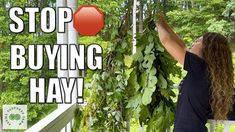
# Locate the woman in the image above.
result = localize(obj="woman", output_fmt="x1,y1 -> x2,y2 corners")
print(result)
156,13 -> 234,132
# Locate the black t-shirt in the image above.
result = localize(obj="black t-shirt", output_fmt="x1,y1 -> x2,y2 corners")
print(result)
173,51 -> 212,132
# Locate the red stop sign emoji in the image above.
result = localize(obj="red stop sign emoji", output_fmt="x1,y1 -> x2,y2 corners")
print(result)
73,6 -> 104,36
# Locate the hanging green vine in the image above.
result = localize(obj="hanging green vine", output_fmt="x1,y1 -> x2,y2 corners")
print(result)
76,1 -> 133,131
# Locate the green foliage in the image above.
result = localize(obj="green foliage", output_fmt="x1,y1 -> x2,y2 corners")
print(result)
126,15 -> 181,131
167,10 -> 214,44
167,0 -> 234,45
207,18 -> 232,36
0,0 -> 57,127
146,101 -> 175,132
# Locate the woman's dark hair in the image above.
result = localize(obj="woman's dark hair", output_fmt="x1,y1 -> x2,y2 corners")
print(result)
202,32 -> 234,120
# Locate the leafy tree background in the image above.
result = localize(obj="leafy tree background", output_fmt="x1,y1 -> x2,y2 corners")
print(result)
0,0 -> 58,129
0,0 -> 234,131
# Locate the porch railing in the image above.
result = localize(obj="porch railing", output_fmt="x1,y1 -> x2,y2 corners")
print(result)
26,103 -> 235,132
208,119 -> 235,132
26,104 -> 77,132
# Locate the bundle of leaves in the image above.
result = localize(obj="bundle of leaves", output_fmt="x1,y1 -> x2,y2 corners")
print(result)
126,17 -> 182,131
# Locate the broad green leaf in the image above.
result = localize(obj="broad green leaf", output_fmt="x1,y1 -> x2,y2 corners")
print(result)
148,75 -> 158,87
126,94 -> 142,108
133,105 -> 141,118
103,107 -> 109,111
159,88 -> 176,100
148,35 -> 154,43
158,74 -> 167,88
156,44 -> 165,52
115,111 -> 121,122
139,105 -> 151,123
101,72 -> 108,80
149,67 -> 157,75
126,68 -> 133,79
133,51 -> 144,62
148,86 -> 156,92
144,43 -> 154,54
124,55 -> 133,68
107,92 -> 113,95
142,89 -> 153,105
142,54 -> 156,69
128,70 -> 140,91
140,72 -> 147,87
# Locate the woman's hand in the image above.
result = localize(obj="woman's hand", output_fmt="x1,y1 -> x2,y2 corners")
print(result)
156,12 -> 167,28
156,12 -> 185,47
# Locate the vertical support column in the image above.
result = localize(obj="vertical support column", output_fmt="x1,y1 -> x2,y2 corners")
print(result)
209,121 -> 215,132
224,122 -> 230,132
132,0 -> 137,55
139,124 -> 144,132
166,128 -> 170,132
67,0 -> 78,104
127,0 -> 138,131
57,0 -> 68,109
0,115 -> 3,132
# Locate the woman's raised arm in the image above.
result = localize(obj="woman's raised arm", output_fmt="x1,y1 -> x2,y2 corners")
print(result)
156,13 -> 187,65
